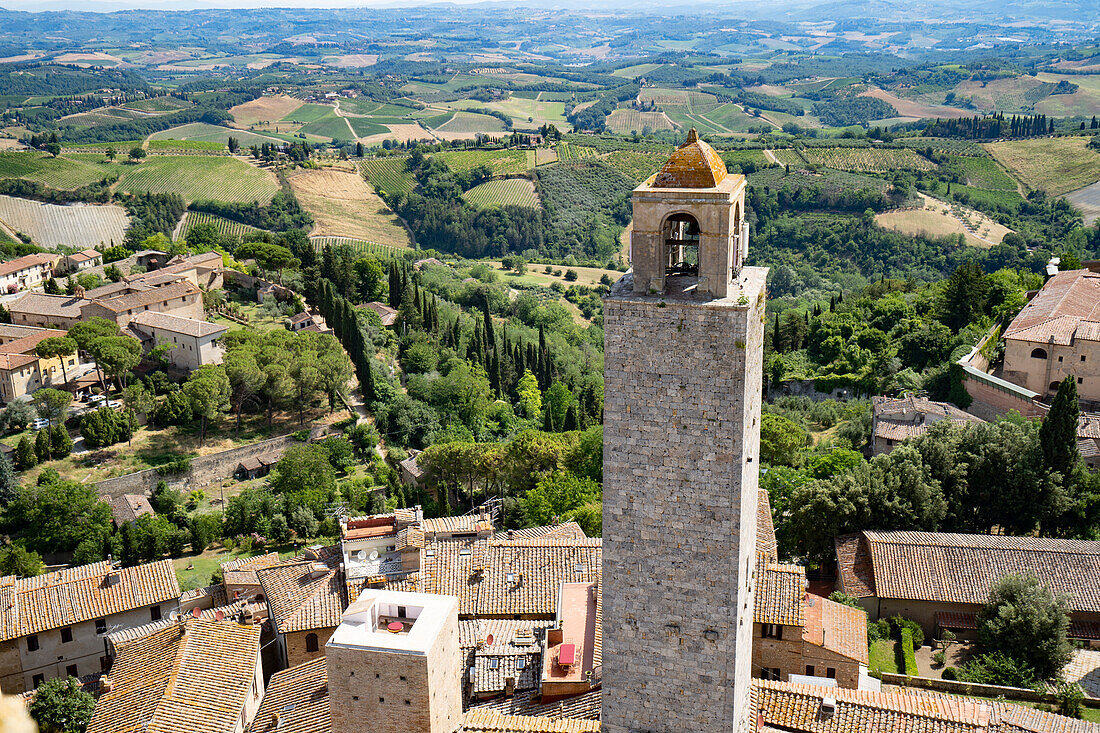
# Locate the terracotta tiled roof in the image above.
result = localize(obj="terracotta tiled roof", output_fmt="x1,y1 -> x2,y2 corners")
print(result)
802,593 -> 868,665
355,536 -> 601,618
834,533 -> 876,599
85,281 -> 147,300
257,548 -> 345,633
753,678 -> 990,733
247,657 -> 330,733
359,301 -> 398,326
651,128 -> 728,189
1079,413 -> 1100,439
987,700 -> 1100,732
754,561 -> 805,627
9,292 -> 89,319
873,395 -> 978,421
0,253 -> 59,278
130,310 -> 227,338
94,280 -> 199,313
222,551 -> 283,589
1005,270 -> 1100,346
69,249 -> 100,262
758,487 -> 777,560
493,523 -> 587,542
0,327 -> 67,355
459,619 -> 552,650
835,531 -> 1100,612
469,689 -> 601,719
422,513 -> 493,537
87,618 -> 260,733
0,560 -> 179,641
461,710 -> 600,733
107,493 -> 154,524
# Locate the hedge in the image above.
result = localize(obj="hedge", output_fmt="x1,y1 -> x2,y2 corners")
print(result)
901,628 -> 919,677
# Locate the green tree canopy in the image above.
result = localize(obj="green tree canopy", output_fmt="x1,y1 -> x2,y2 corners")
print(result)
28,676 -> 95,733
977,573 -> 1073,680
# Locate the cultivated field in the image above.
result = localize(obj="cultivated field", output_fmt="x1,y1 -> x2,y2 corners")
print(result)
875,193 -> 1012,249
435,149 -> 532,175
859,88 -> 972,120
310,236 -> 404,256
149,123 -> 281,147
605,109 -> 675,134
433,111 -> 508,137
0,152 -> 121,190
985,136 -> 1100,196
798,146 -> 937,173
556,142 -> 598,161
287,166 -> 411,248
231,95 -> 306,127
603,150 -> 666,182
0,196 -> 129,249
1066,180 -> 1100,225
116,156 -> 280,203
462,178 -> 539,209
359,156 -> 416,198
178,211 -> 266,242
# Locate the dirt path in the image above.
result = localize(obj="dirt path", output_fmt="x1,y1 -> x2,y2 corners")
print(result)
763,149 -> 779,165
172,211 -> 190,241
332,99 -> 360,142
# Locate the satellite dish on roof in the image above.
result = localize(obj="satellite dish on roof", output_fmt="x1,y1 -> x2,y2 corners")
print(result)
169,611 -> 179,622
485,633 -> 494,646
357,550 -> 367,561
191,607 -> 201,619
215,610 -> 225,621
369,550 -> 379,561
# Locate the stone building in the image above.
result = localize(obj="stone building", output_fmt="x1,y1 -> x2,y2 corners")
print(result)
0,559 -> 180,692
835,530 -> 1100,643
256,545 -> 345,668
602,129 -> 766,733
1002,268 -> 1100,402
870,395 -> 984,455
127,310 -> 228,371
326,589 -> 462,733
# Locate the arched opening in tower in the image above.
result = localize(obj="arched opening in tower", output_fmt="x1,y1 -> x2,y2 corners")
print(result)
664,213 -> 700,279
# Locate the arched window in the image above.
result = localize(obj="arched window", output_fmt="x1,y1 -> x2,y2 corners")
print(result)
664,214 -> 700,278
1049,382 -> 1061,392
306,633 -> 319,652
1031,348 -> 1048,359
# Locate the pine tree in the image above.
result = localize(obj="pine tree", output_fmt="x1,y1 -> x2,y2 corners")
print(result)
50,425 -> 72,458
1040,375 -> 1080,478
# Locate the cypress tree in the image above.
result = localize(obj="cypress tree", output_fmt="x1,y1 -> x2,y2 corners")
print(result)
483,304 -> 495,351
14,435 -> 35,471
564,403 -> 579,431
0,452 -> 17,507
35,429 -> 50,462
362,358 -> 376,404
1040,375 -> 1080,478
772,313 -> 781,352
543,406 -> 555,432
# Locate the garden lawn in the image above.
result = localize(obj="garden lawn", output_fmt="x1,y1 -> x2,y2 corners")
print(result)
869,638 -> 902,676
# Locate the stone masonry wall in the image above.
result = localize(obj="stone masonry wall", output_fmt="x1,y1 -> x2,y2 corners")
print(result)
95,434 -> 300,499
601,267 -> 767,733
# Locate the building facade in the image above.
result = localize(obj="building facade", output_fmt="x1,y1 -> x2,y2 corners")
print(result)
326,590 -> 462,733
128,310 -> 227,370
0,560 -> 180,693
602,129 -> 766,733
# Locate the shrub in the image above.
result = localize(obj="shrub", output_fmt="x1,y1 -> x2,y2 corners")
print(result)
958,651 -> 1040,689
901,628 -> 918,676
889,616 -> 925,649
156,456 -> 192,475
942,666 -> 958,680
932,650 -> 946,667
868,618 -> 890,643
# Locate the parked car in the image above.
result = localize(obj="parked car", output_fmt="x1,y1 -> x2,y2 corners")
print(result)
30,417 -> 49,430
87,394 -> 107,406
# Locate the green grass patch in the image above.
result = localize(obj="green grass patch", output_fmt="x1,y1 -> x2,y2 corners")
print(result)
116,155 -> 279,203
347,117 -> 388,138
869,638 -> 902,676
434,149 -> 530,175
281,103 -> 333,124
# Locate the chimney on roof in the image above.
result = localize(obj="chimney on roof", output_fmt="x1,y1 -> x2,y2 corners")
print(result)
309,562 -> 328,578
820,696 -> 836,715
99,676 -> 112,694
74,284 -> 85,298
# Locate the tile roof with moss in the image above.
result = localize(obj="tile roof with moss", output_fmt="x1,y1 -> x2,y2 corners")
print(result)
650,128 -> 729,189
0,560 -> 179,641
256,546 -> 345,633
461,710 -> 601,733
834,531 -> 1100,612
86,618 -> 261,733
247,657 -> 330,733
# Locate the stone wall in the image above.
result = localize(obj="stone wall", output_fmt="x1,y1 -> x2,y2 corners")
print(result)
286,627 -> 335,669
95,434 -> 300,499
602,267 -> 767,733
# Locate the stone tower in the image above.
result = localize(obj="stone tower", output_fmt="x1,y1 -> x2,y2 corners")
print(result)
602,129 -> 767,733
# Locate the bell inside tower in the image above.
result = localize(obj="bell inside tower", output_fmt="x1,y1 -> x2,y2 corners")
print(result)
664,213 -> 700,279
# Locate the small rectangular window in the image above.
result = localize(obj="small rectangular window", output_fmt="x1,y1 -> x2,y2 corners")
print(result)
95,618 -> 106,634
27,635 -> 38,652
1082,355 -> 1087,362
66,664 -> 77,678
32,674 -> 44,687
489,658 -> 500,670
805,665 -> 815,676
516,657 -> 526,670
826,668 -> 836,679
60,627 -> 72,643
151,606 -> 162,621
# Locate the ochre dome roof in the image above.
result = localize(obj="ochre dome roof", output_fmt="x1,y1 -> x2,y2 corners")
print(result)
652,128 -> 728,189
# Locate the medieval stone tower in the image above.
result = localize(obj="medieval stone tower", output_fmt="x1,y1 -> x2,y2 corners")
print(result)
602,129 -> 767,733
